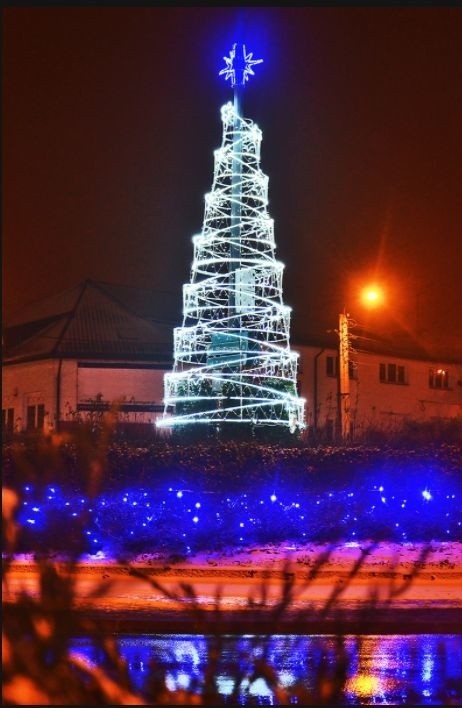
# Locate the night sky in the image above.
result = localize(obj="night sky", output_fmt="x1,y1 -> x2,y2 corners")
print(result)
3,6 -> 462,350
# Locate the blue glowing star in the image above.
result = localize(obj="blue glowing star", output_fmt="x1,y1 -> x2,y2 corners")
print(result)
219,43 -> 263,87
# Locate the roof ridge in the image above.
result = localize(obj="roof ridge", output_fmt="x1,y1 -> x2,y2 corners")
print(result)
4,315 -> 68,355
94,279 -> 176,298
93,281 -> 177,327
4,280 -> 87,327
53,281 -> 89,355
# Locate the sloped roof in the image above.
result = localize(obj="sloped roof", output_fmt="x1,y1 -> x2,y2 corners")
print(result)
3,280 -> 460,366
3,280 -> 178,364
5,283 -> 84,328
295,328 -> 462,365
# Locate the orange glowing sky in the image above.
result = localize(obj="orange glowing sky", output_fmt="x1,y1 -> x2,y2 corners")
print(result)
3,7 -> 462,350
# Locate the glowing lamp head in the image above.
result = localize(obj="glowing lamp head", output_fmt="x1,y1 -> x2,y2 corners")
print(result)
361,285 -> 385,309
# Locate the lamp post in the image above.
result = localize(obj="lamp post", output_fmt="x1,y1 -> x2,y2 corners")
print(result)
337,285 -> 385,442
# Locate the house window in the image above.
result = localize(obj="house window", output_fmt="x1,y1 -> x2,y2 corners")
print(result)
326,356 -> 337,377
2,408 -> 14,434
348,360 -> 358,381
327,356 -> 357,379
325,419 -> 334,442
379,362 -> 407,385
26,404 -> 45,430
429,368 -> 449,389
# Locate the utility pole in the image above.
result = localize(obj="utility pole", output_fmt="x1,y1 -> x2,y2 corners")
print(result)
338,310 -> 350,442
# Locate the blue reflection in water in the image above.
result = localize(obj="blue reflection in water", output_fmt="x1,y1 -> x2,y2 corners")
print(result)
72,634 -> 462,705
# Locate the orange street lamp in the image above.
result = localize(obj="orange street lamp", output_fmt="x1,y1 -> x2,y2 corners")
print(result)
338,285 -> 386,442
360,285 -> 384,309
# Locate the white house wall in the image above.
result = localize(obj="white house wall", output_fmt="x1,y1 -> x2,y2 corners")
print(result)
2,359 -> 64,432
3,348 -> 461,435
295,344 -> 462,438
352,350 -> 462,431
76,364 -> 164,425
2,359 -> 166,431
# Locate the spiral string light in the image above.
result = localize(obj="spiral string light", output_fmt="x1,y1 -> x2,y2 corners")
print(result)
158,45 -> 305,432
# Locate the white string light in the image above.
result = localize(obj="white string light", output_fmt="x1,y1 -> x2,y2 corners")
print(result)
158,101 -> 305,433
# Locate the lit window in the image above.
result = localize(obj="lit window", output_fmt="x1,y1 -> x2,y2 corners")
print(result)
429,368 -> 449,389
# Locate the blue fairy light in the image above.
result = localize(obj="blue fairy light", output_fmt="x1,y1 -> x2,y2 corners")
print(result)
15,458 -> 461,555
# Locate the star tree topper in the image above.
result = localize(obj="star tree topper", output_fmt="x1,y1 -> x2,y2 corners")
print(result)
219,43 -> 263,87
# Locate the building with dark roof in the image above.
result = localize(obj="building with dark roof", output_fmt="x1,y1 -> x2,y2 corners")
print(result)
2,280 -> 461,439
2,280 -> 176,436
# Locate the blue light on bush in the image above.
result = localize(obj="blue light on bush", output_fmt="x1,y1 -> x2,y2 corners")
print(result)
12,457 -> 462,556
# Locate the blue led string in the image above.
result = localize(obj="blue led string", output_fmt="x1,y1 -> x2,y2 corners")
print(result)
16,462 -> 462,556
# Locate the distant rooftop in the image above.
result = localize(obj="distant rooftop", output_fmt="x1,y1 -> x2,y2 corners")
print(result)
3,280 -> 180,364
3,279 -> 460,366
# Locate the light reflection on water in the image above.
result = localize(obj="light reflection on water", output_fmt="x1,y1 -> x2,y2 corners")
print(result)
72,634 -> 462,705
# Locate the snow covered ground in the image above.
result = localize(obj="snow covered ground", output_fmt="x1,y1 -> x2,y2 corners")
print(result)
6,540 -> 462,615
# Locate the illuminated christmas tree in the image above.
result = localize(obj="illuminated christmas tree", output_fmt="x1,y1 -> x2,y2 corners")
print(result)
158,44 -> 305,436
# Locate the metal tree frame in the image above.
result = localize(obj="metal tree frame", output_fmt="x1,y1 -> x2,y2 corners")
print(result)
158,45 -> 305,434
